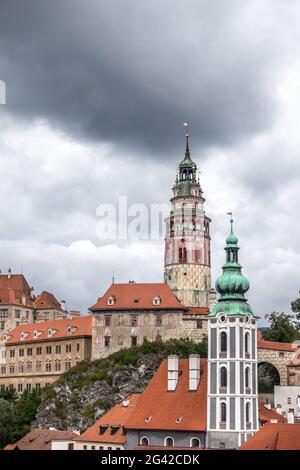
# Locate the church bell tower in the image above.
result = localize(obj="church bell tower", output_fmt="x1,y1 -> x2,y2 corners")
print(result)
164,125 -> 212,308
207,216 -> 259,449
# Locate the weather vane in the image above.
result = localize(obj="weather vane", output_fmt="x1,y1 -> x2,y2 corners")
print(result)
227,212 -> 234,231
182,122 -> 189,153
182,121 -> 189,137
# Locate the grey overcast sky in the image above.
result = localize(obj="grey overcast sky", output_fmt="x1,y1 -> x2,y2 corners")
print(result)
0,0 -> 300,323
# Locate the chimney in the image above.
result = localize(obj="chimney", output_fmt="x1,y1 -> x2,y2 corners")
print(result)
21,295 -> 26,306
276,404 -> 283,415
167,355 -> 179,391
287,408 -> 294,424
264,402 -> 272,410
189,354 -> 201,391
60,300 -> 66,311
8,268 -> 11,279
30,287 -> 35,299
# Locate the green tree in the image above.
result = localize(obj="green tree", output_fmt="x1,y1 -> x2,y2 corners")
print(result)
13,389 -> 41,441
263,311 -> 299,343
0,398 -> 15,449
291,296 -> 300,327
0,387 -> 17,402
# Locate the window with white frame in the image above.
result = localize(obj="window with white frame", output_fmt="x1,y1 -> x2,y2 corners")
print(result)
190,437 -> 201,448
107,296 -> 116,306
245,367 -> 250,389
220,331 -> 227,353
140,436 -> 149,446
220,366 -> 227,387
245,332 -> 250,355
245,402 -> 251,423
164,436 -> 174,447
220,402 -> 227,422
152,295 -> 161,306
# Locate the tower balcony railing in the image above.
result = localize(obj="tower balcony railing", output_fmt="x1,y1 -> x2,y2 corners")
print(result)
168,229 -> 203,237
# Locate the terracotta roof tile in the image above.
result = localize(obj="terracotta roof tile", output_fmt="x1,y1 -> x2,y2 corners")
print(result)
2,315 -> 92,345
136,446 -> 207,450
34,291 -> 63,310
4,428 -> 77,451
258,402 -> 287,424
239,423 -> 300,450
0,274 -> 31,294
258,340 -> 297,352
126,358 -> 207,432
90,283 -> 186,311
75,394 -> 140,444
184,307 -> 210,316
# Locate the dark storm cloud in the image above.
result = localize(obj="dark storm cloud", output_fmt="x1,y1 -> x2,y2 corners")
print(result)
0,0 -> 285,155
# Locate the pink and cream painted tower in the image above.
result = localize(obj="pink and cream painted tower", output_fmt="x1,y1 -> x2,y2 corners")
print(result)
164,126 -> 212,308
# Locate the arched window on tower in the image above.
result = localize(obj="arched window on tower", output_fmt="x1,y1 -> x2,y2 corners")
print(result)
220,367 -> 227,388
220,402 -> 227,423
245,332 -> 250,357
220,332 -> 227,353
183,247 -> 187,263
245,402 -> 251,423
245,367 -> 250,389
179,247 -> 187,264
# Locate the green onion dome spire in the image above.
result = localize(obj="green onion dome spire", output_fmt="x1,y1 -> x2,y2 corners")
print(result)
210,214 -> 253,317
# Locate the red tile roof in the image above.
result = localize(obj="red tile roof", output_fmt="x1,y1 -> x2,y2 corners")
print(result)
90,283 -> 186,311
0,287 -> 35,308
136,446 -> 207,450
239,423 -> 300,450
2,315 -> 92,345
75,394 -> 140,444
0,274 -> 31,294
258,340 -> 297,352
126,358 -> 207,432
4,428 -> 77,451
258,402 -> 287,424
184,307 -> 210,316
34,291 -> 63,310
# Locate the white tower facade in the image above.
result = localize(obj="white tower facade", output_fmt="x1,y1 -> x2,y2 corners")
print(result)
207,218 -> 259,449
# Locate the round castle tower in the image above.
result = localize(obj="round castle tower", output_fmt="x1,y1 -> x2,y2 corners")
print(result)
164,129 -> 212,308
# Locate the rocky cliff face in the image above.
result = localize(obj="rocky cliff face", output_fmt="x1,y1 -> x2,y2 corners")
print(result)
34,338 -> 207,432
34,350 -> 164,432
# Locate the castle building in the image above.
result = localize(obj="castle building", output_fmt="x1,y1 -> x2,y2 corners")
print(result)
0,272 -> 68,332
0,316 -> 92,392
164,130 -> 213,308
90,283 -> 209,360
207,217 -> 259,449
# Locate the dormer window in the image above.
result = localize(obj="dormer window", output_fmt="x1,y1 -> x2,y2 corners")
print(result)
48,328 -> 52,336
20,332 -> 28,341
152,295 -> 161,306
145,416 -> 152,422
107,296 -> 116,306
99,425 -> 109,435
